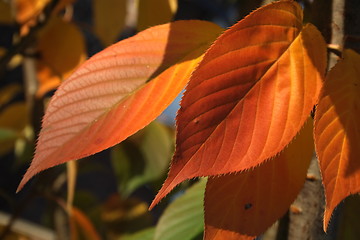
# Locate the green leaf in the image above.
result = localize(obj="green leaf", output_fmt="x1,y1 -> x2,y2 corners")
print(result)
112,121 -> 173,195
154,179 -> 206,240
0,103 -> 28,155
0,128 -> 18,141
121,227 -> 155,240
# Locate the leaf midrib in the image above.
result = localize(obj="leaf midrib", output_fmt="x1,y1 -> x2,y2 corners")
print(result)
39,35 -> 219,163
172,25 -> 303,183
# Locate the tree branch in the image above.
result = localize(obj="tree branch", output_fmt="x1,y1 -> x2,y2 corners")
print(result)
0,0 -> 60,79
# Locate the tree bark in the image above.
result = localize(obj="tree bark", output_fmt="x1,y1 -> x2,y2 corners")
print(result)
344,0 -> 360,53
286,0 -> 348,239
287,157 -> 329,240
329,0 -> 345,68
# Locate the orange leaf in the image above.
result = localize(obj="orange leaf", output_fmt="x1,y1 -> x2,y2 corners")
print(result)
204,119 -> 314,240
70,207 -> 101,240
17,21 -> 223,191
314,49 -> 360,230
36,64 -> 63,97
16,0 -> 77,35
150,0 -> 326,208
15,0 -> 75,24
36,16 -> 86,97
15,0 -> 49,24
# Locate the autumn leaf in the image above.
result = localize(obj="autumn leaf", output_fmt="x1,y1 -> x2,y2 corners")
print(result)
0,103 -> 28,155
0,48 -> 23,69
15,0 -> 75,24
137,0 -> 177,31
93,0 -> 126,46
151,0 -> 326,208
204,119 -> 314,240
16,0 -> 76,35
0,1 -> 13,24
0,84 -> 22,107
15,0 -> 49,24
36,16 -> 86,97
69,207 -> 102,240
17,20 -> 223,191
314,49 -> 360,230
101,194 -> 152,233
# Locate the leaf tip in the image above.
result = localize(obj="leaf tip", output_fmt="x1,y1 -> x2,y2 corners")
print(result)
149,169 -> 185,210
16,173 -> 29,193
16,163 -> 38,193
323,209 -> 331,232
149,179 -> 173,210
324,204 -> 340,233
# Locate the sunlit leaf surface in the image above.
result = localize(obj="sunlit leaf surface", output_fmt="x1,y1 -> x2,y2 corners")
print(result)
204,119 -> 314,239
18,20 -> 223,191
315,49 -> 360,230
151,0 -> 326,208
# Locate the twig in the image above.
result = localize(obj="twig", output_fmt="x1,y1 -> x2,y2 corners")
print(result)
0,188 -> 37,239
0,0 -> 60,79
327,44 -> 343,58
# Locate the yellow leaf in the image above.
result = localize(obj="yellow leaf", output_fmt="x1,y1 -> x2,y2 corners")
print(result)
0,84 -> 22,107
137,0 -> 177,31
15,0 -> 74,24
93,0 -> 127,46
0,0 -> 13,24
36,16 -> 86,97
101,194 -> 152,234
0,48 -> 23,69
0,103 -> 28,155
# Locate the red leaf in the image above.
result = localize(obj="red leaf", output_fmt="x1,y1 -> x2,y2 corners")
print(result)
204,119 -> 314,239
314,49 -> 360,230
17,20 -> 223,191
151,1 -> 326,208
